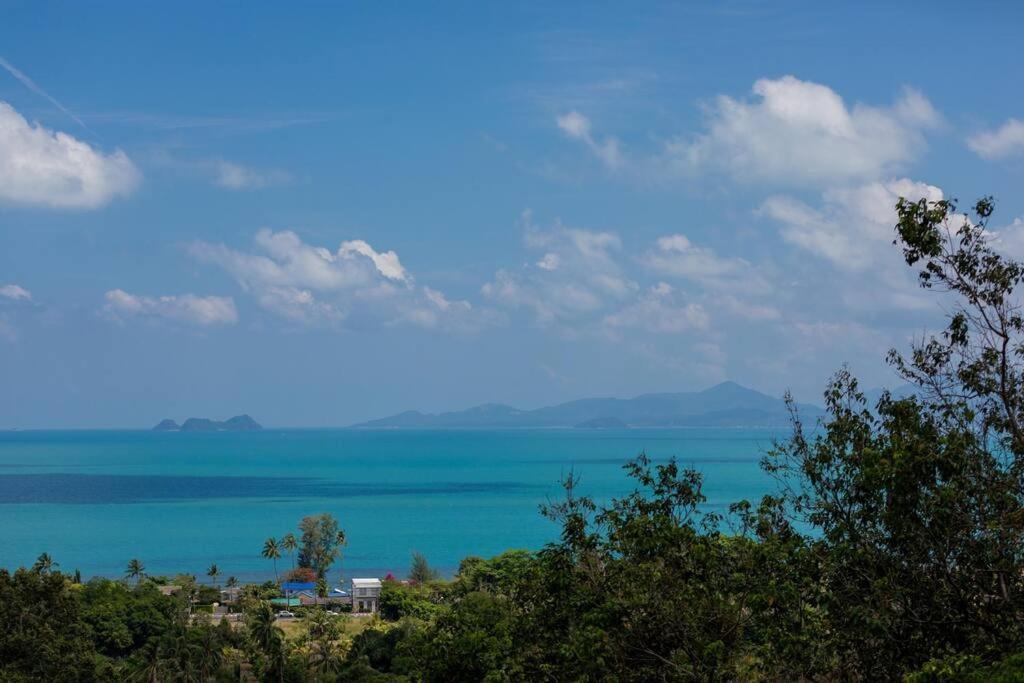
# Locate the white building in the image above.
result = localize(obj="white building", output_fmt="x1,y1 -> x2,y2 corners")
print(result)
351,578 -> 382,613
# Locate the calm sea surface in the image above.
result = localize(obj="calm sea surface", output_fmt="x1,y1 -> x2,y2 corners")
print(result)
0,429 -> 783,581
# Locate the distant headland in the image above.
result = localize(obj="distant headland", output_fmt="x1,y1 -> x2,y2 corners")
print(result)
152,415 -> 262,432
349,381 -> 827,429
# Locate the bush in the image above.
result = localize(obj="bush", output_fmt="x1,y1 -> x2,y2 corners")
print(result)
379,580 -> 444,621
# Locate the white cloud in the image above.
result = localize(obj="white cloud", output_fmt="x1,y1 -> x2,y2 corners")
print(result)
762,178 -> 943,270
482,212 -> 636,324
669,76 -> 939,186
0,284 -> 31,302
0,101 -> 140,208
602,283 -> 709,334
213,160 -> 291,190
103,290 -> 238,326
990,217 -> 1024,260
644,234 -> 765,291
338,240 -> 409,282
484,213 -> 784,338
191,229 -> 386,292
556,111 -> 590,138
556,110 -> 623,170
191,229 -> 482,332
967,118 -> 1024,160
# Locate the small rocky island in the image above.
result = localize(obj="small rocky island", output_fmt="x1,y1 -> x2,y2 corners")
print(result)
152,415 -> 262,432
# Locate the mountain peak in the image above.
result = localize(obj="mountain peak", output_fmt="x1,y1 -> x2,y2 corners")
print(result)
350,383 -> 821,429
702,380 -> 761,396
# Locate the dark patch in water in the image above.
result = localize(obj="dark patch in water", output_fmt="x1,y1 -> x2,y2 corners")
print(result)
0,474 -> 535,504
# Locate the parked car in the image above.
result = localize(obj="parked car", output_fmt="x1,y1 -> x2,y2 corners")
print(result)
277,610 -> 295,619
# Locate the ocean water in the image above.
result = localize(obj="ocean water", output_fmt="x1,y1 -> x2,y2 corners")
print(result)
0,428 -> 783,582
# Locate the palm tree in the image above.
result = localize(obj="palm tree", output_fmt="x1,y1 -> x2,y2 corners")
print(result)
125,558 -> 146,586
196,623 -> 223,680
226,576 -> 238,589
32,552 -> 57,575
304,609 -> 342,675
207,563 -> 220,589
137,640 -> 164,683
280,533 -> 297,571
247,601 -> 284,682
262,537 -> 281,583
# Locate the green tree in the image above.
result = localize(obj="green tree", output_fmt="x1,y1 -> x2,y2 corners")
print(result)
413,591 -> 516,681
408,551 -> 439,584
280,532 -> 298,572
246,600 -> 285,683
262,537 -> 281,584
302,608 -> 344,676
206,563 -> 220,589
0,568 -> 98,680
379,580 -> 443,621
761,196 -> 1024,677
226,575 -> 238,589
31,552 -> 57,575
297,513 -> 346,580
124,558 -> 145,586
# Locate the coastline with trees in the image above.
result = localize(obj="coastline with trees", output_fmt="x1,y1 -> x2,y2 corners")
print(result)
3,197 -> 1024,679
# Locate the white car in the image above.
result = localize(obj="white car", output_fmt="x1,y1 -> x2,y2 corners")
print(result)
277,610 -> 295,618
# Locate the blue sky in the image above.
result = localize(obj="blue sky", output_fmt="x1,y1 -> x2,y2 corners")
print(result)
2,1 -> 1023,428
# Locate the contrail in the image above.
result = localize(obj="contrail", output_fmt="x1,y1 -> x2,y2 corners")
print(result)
0,55 -> 91,132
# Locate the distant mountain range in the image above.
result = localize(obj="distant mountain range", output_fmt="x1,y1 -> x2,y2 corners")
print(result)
153,415 -> 262,432
349,381 -> 825,429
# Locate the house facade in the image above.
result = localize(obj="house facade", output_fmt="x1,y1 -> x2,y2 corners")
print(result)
351,578 -> 382,613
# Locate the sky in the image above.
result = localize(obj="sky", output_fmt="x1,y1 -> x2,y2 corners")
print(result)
2,1 -> 1023,428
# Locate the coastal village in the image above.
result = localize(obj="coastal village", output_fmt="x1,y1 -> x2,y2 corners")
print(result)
141,512 -> 428,631
156,575 -> 382,622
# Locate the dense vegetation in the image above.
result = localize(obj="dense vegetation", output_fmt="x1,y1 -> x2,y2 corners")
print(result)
3,196 -> 1024,680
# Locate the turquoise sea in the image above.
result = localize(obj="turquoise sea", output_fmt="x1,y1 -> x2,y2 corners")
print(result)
0,429 -> 782,582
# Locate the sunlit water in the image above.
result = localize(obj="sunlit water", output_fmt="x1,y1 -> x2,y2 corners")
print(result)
0,428 -> 783,582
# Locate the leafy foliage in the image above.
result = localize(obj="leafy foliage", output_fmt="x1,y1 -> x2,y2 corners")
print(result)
407,552 -> 439,584
297,513 -> 347,580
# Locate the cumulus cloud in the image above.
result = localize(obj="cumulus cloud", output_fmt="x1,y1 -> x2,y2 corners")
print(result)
556,110 -> 623,170
482,212 -> 636,324
668,76 -> 939,186
338,240 -> 409,282
967,118 -> 1024,160
0,101 -> 140,208
0,284 -> 32,302
762,178 -> 943,270
191,229 -> 395,292
481,213 -> 756,343
103,290 -> 238,326
602,283 -> 709,334
757,178 -> 947,314
191,229 -> 483,332
990,217 -> 1024,260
